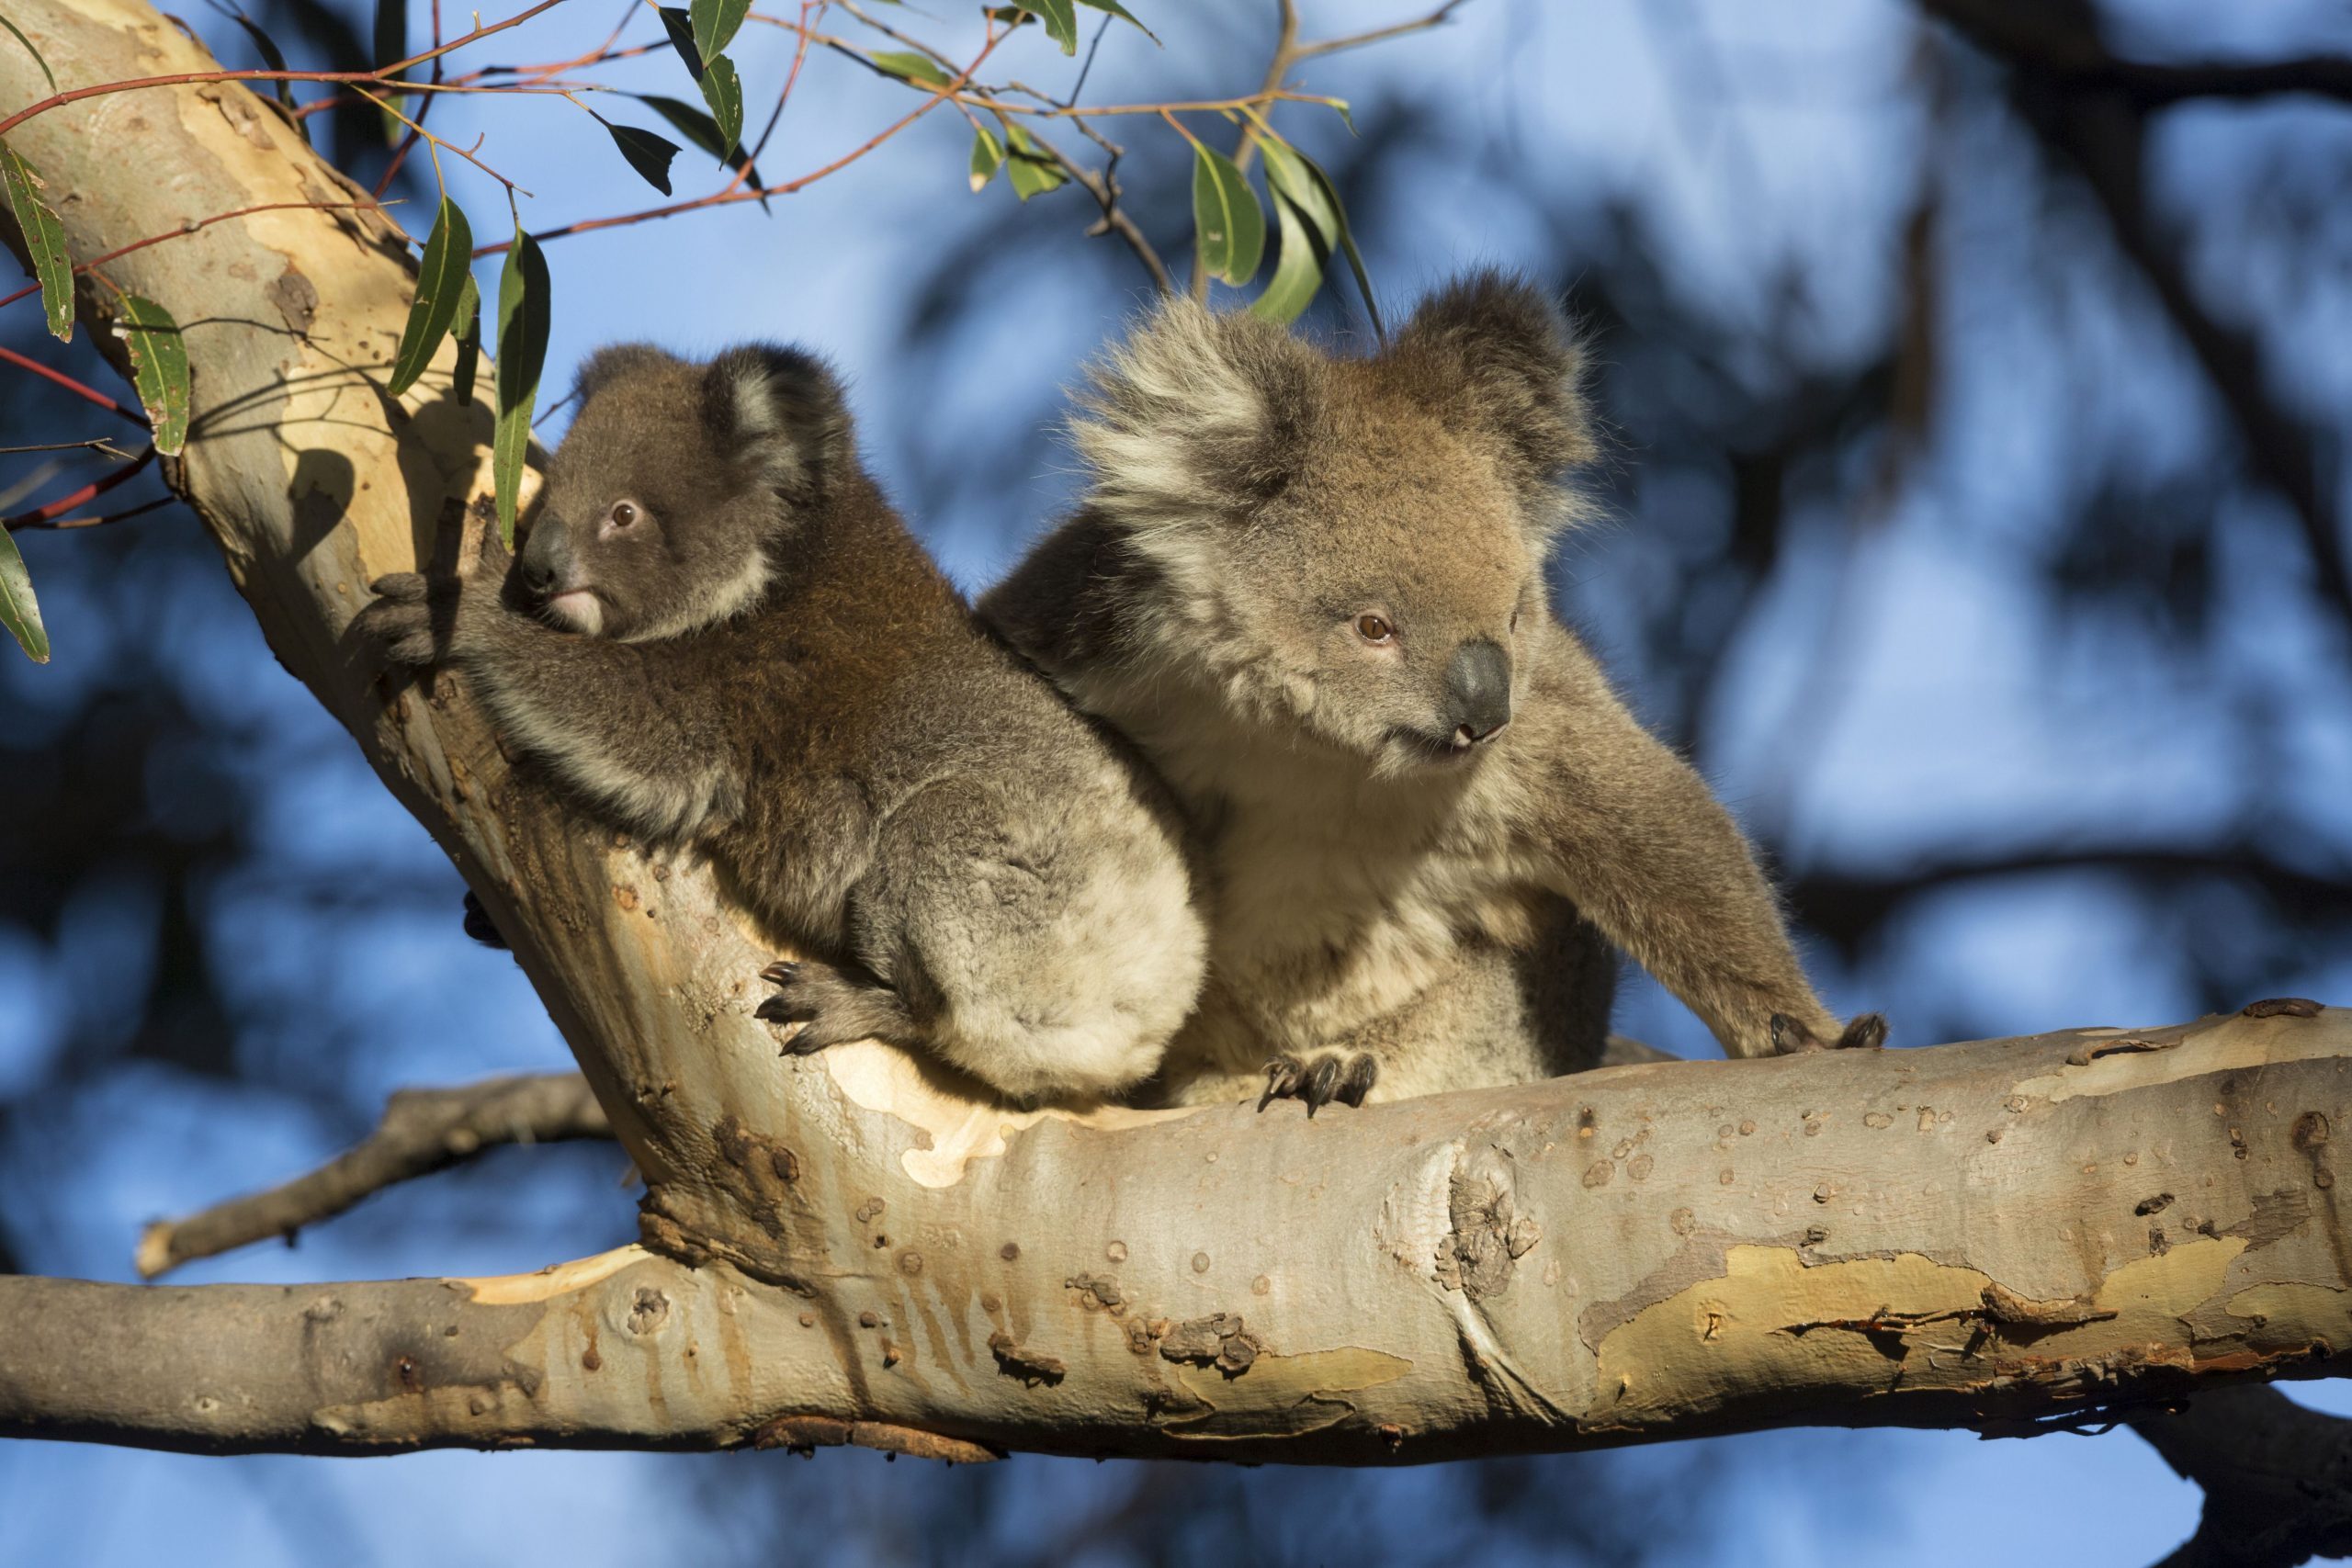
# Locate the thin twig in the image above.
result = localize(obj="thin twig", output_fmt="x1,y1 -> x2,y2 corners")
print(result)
134,1073 -> 614,1280
4,446 -> 157,532
0,347 -> 146,428
0,201 -> 386,315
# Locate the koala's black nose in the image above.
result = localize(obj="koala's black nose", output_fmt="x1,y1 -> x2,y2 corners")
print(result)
1442,637 -> 1512,745
516,515 -> 569,600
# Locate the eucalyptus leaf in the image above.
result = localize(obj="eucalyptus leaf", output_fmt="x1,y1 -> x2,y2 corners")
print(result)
639,93 -> 763,197
1074,0 -> 1154,42
1190,141 -> 1262,287
385,194 -> 472,397
697,52 -> 742,156
1003,121 -> 1066,201
492,225 -> 549,546
449,275 -> 481,408
658,6 -> 704,77
869,50 -> 950,87
1250,178 -> 1323,325
0,13 -> 55,94
1026,0 -> 1077,52
601,118 -> 682,195
688,0 -> 750,62
371,0 -> 408,143
1284,141 -> 1379,335
0,523 -> 48,664
968,124 -> 1004,192
117,296 -> 189,457
0,142 -> 72,342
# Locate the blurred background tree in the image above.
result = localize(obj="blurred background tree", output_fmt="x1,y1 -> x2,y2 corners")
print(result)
3,0 -> 2349,1562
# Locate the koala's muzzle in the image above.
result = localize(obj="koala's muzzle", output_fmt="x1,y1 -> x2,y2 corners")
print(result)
516,516 -> 574,602
1442,637 -> 1512,745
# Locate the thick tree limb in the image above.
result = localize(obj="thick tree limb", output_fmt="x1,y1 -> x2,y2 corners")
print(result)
2132,1386 -> 2352,1568
3,0 -> 2349,1485
136,1074 -> 613,1280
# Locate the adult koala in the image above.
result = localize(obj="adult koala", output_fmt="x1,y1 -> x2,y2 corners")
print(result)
982,273 -> 1883,1111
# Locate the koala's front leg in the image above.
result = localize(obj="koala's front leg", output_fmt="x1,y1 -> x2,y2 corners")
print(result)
1527,673 -> 1884,1060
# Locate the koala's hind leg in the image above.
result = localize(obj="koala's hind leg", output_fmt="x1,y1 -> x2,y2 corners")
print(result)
755,958 -> 920,1055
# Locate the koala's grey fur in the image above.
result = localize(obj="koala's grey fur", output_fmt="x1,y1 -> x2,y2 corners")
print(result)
981,274 -> 1883,1111
356,344 -> 1206,1105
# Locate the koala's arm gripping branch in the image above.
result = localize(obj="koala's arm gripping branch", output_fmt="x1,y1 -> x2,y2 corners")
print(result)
1528,662 -> 1842,1057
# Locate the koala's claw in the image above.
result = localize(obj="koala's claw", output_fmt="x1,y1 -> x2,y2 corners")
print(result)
1259,1051 -> 1377,1115
460,890 -> 510,951
756,956 -> 915,1057
1770,1011 -> 1890,1055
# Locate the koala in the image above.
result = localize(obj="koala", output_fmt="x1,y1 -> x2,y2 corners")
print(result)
356,343 -> 1207,1106
980,274 -> 1883,1112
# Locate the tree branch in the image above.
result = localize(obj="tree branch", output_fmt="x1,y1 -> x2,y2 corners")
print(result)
2132,1386 -> 2352,1568
136,1073 -> 614,1280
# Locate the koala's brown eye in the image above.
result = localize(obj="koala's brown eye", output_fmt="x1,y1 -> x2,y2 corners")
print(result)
609,501 -> 638,527
1356,614 -> 1394,644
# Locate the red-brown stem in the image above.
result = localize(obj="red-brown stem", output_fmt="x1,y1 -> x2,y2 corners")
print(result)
9,493 -> 175,531
0,346 -> 146,426
4,446 -> 157,531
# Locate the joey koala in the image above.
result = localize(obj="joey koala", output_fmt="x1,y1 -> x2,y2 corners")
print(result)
356,343 -> 1207,1105
981,273 -> 1883,1112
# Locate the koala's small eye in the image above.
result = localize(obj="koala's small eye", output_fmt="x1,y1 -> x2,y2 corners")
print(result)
609,500 -> 639,528
1356,614 -> 1394,644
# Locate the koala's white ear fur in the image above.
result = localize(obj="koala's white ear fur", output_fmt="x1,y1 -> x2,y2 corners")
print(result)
1073,299 -> 1324,533
702,345 -> 852,496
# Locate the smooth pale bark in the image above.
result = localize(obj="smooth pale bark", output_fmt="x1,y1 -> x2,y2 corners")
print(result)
1,0 -> 2347,1472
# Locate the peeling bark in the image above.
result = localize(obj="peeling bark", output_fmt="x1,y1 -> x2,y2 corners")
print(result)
0,0 -> 2348,1489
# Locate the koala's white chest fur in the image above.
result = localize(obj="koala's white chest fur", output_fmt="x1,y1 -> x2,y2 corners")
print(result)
1091,672 -> 1536,1053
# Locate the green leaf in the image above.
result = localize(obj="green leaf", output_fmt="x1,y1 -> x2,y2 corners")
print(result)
372,0 -> 408,143
600,118 -> 682,195
0,142 -> 72,342
1075,0 -> 1155,43
697,52 -> 742,156
1027,0 -> 1077,52
1190,141 -> 1262,288
449,275 -> 481,408
117,295 -> 189,457
1269,140 -> 1379,335
639,93 -> 763,197
1003,121 -> 1066,201
968,123 -> 1004,192
0,523 -> 48,664
492,224 -> 548,547
3,12 -> 59,93
658,6 -> 704,77
982,6 -> 1033,24
688,0 -> 750,62
1250,179 -> 1322,325
385,194 -> 473,397
869,50 -> 950,88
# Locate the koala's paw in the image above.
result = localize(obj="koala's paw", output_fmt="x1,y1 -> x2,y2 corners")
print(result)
460,890 -> 511,951
1258,1052 -> 1378,1116
755,958 -> 913,1055
1769,1011 -> 1889,1055
352,573 -> 439,667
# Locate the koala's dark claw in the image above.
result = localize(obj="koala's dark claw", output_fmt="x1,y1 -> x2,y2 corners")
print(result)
1259,1052 -> 1376,1114
1259,1057 -> 1303,1111
1771,1010 -> 1890,1055
760,960 -> 799,985
1840,1012 -> 1889,1052
460,890 -> 510,950
367,572 -> 429,604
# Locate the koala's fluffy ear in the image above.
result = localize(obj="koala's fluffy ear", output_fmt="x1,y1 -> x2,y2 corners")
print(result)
1393,272 -> 1598,530
1072,298 -> 1326,531
701,344 -> 853,499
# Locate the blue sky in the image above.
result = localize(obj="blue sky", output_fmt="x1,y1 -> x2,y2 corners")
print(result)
5,0 -> 2351,1562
